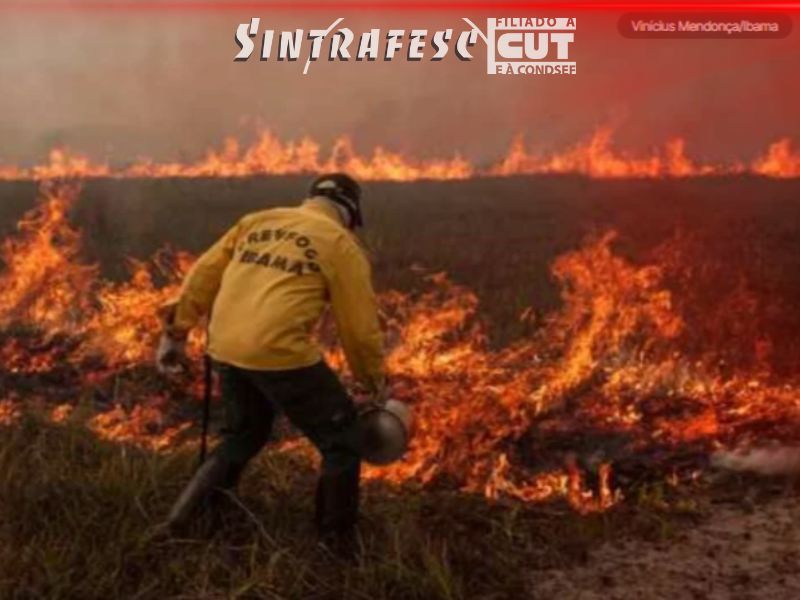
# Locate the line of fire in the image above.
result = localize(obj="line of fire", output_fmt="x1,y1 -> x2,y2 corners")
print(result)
2,128 -> 800,513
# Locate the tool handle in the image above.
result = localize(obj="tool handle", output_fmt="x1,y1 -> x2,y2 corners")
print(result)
199,354 -> 212,466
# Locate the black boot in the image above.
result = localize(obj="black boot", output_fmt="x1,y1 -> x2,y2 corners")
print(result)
166,454 -> 232,534
315,465 -> 361,560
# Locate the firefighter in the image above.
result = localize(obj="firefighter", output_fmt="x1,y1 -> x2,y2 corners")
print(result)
155,173 -> 385,553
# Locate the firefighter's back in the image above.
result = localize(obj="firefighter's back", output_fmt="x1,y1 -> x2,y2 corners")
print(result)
208,199 -> 355,370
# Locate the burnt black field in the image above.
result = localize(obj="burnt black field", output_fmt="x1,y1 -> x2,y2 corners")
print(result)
1,175 -> 799,346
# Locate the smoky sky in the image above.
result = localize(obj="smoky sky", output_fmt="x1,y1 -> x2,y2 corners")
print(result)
0,5 -> 797,166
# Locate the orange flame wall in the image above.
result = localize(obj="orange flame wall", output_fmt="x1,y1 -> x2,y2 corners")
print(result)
0,128 -> 799,182
4,181 -> 800,512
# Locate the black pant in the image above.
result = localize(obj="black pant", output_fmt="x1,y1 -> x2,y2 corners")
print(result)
211,360 -> 361,536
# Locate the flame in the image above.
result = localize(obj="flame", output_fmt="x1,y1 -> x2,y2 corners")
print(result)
88,401 -> 192,452
0,182 -> 96,332
0,399 -> 22,426
489,129 -> 712,178
0,183 -> 196,373
360,233 -> 691,507
752,138 -> 800,178
0,128 -> 798,181
3,181 -> 800,512
50,403 -> 73,424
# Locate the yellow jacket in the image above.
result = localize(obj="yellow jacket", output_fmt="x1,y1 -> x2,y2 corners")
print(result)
165,198 -> 385,391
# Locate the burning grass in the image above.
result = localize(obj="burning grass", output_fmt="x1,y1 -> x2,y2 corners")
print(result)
2,176 -> 800,595
2,181 -> 800,510
0,127 -> 799,181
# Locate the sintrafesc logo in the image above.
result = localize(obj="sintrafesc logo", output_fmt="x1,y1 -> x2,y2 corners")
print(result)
234,17 -> 576,76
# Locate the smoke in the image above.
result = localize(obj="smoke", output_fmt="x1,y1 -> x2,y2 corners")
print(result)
712,447 -> 800,476
0,8 -> 797,165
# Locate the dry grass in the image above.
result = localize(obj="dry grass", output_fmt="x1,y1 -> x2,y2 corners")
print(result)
0,409 -> 709,600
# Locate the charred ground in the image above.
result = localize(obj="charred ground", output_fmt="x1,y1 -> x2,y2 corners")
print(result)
2,174 -> 800,344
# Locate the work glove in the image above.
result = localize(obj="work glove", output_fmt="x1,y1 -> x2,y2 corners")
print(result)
372,379 -> 390,407
352,376 -> 389,410
155,332 -> 187,374
367,376 -> 391,409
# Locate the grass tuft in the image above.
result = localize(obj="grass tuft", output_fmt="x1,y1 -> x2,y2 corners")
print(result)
1,414 -> 707,599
